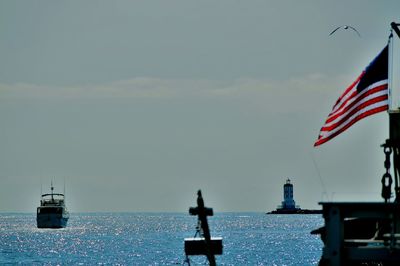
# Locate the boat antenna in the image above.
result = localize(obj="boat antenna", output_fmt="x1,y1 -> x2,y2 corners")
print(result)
51,179 -> 54,201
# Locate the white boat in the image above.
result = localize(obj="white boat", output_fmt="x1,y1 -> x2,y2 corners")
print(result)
36,182 -> 69,228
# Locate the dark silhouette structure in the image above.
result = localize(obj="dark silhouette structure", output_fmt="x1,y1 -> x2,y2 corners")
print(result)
184,190 -> 222,266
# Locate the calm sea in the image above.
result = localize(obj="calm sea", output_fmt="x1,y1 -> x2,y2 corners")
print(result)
0,213 -> 323,265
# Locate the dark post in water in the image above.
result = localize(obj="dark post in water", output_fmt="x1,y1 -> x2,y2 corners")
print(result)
184,190 -> 222,266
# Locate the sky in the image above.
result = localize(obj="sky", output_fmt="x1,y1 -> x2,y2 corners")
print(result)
0,0 -> 400,212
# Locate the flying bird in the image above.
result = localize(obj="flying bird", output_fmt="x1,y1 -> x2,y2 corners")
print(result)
329,25 -> 361,37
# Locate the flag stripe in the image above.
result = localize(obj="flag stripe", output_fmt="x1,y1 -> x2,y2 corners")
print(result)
315,105 -> 388,146
326,80 -> 387,122
325,83 -> 388,125
314,45 -> 388,147
320,96 -> 388,133
330,73 -> 364,114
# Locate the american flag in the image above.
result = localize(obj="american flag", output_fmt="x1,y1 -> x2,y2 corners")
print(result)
314,45 -> 389,147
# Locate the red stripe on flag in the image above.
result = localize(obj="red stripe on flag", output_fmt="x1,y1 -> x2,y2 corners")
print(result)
314,105 -> 388,146
330,72 -> 364,113
325,84 -> 388,124
321,93 -> 388,132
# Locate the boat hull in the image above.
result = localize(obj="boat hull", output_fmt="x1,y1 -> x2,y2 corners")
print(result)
37,205 -> 69,228
37,213 -> 69,228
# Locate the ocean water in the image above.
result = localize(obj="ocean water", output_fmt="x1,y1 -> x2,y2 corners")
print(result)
0,213 -> 323,265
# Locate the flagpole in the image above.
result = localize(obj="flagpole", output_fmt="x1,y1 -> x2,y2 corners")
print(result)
389,22 -> 400,201
388,29 -> 398,113
389,22 -> 400,111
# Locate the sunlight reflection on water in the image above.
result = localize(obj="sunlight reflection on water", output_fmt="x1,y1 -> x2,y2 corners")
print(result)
0,213 -> 323,265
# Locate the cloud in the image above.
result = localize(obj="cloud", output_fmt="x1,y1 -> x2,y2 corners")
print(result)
0,74 -> 351,111
0,79 -> 213,99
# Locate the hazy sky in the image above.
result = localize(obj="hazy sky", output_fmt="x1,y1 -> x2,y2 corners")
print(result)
1,1 -> 399,212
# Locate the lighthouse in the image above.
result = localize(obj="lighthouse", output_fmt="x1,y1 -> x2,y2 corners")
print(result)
267,178 -> 321,214
281,178 -> 298,210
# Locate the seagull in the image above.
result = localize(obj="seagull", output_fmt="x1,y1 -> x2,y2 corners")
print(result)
329,25 -> 361,37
